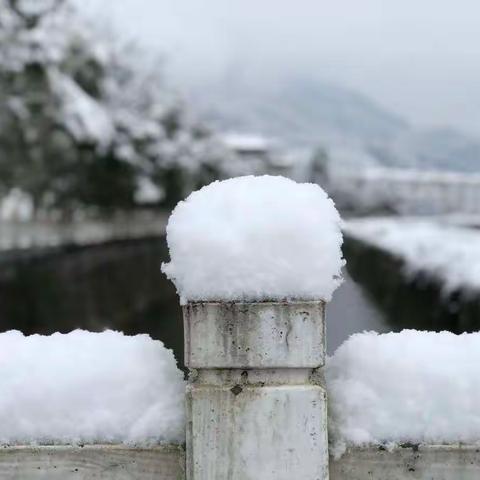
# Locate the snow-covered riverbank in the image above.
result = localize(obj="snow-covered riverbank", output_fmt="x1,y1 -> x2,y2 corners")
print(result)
344,216 -> 480,297
0,212 -> 168,253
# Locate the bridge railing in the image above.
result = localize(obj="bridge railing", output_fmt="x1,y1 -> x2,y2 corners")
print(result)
327,166 -> 480,215
2,171 -> 480,479
1,298 -> 480,479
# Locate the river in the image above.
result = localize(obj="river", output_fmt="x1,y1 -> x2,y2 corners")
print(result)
326,272 -> 390,354
0,234 -> 392,369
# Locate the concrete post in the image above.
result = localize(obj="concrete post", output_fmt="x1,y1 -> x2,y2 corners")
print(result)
184,301 -> 329,480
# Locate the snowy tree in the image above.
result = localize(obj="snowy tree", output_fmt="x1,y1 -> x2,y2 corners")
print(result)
309,147 -> 330,184
0,0 -> 237,216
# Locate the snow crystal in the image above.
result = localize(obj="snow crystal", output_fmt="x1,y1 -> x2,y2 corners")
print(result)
327,330 -> 480,457
162,175 -> 344,304
0,330 -> 185,445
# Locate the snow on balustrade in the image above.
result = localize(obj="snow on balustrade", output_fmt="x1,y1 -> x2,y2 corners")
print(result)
162,175 -> 345,304
327,166 -> 480,215
344,216 -> 480,296
327,330 -> 480,457
0,330 -> 185,445
0,212 -> 168,252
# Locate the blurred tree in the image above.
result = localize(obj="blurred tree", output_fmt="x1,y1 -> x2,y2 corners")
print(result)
310,147 -> 330,184
0,0 -> 235,217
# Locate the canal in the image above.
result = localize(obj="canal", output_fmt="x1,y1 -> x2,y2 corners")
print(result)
0,234 -> 393,369
327,273 -> 390,354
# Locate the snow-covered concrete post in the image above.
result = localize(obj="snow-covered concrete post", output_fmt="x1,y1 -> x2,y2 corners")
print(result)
162,176 -> 344,480
183,300 -> 328,479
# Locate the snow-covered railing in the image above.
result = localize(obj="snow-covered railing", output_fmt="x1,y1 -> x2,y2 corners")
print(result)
2,176 -> 480,479
0,330 -> 186,480
327,330 -> 480,478
328,166 -> 480,215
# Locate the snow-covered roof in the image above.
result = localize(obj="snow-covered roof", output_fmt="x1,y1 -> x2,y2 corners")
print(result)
221,132 -> 272,152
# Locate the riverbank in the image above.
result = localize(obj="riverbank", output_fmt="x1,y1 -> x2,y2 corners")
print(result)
344,216 -> 480,332
0,211 -> 168,253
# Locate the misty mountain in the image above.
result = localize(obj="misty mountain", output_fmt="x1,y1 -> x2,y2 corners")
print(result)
389,128 -> 480,172
190,77 -> 480,172
191,78 -> 408,148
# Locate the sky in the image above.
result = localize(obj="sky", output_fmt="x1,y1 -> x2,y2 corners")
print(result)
78,0 -> 480,135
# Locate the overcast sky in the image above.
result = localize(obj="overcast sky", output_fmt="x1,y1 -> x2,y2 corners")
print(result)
78,0 -> 480,135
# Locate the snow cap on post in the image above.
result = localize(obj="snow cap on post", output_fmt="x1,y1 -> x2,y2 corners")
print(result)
162,175 -> 344,304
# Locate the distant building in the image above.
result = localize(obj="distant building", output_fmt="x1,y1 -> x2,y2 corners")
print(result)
221,132 -> 303,178
222,133 -> 272,159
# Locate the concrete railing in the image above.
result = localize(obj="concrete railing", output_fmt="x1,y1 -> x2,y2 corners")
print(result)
2,299 -> 480,479
331,444 -> 480,480
0,445 -> 185,479
184,301 -> 328,480
326,166 -> 480,215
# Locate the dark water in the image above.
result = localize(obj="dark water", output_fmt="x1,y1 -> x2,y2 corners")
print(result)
326,273 -> 390,354
0,236 -> 391,369
344,235 -> 480,334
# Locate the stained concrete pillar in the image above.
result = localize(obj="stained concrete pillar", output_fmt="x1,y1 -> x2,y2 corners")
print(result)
184,301 -> 329,480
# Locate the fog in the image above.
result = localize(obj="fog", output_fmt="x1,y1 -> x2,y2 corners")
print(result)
78,0 -> 480,135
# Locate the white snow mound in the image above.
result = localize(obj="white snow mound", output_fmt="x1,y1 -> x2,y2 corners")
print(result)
327,330 -> 480,457
344,217 -> 480,296
0,330 -> 185,445
162,175 -> 344,304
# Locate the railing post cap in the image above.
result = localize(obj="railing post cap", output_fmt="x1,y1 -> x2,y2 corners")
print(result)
183,300 -> 326,369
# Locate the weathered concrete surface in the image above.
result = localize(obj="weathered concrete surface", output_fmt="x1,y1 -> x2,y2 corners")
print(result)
185,301 -> 329,480
0,445 -> 185,480
4,443 -> 480,479
330,445 -> 480,480
184,301 -> 325,368
187,380 -> 327,480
